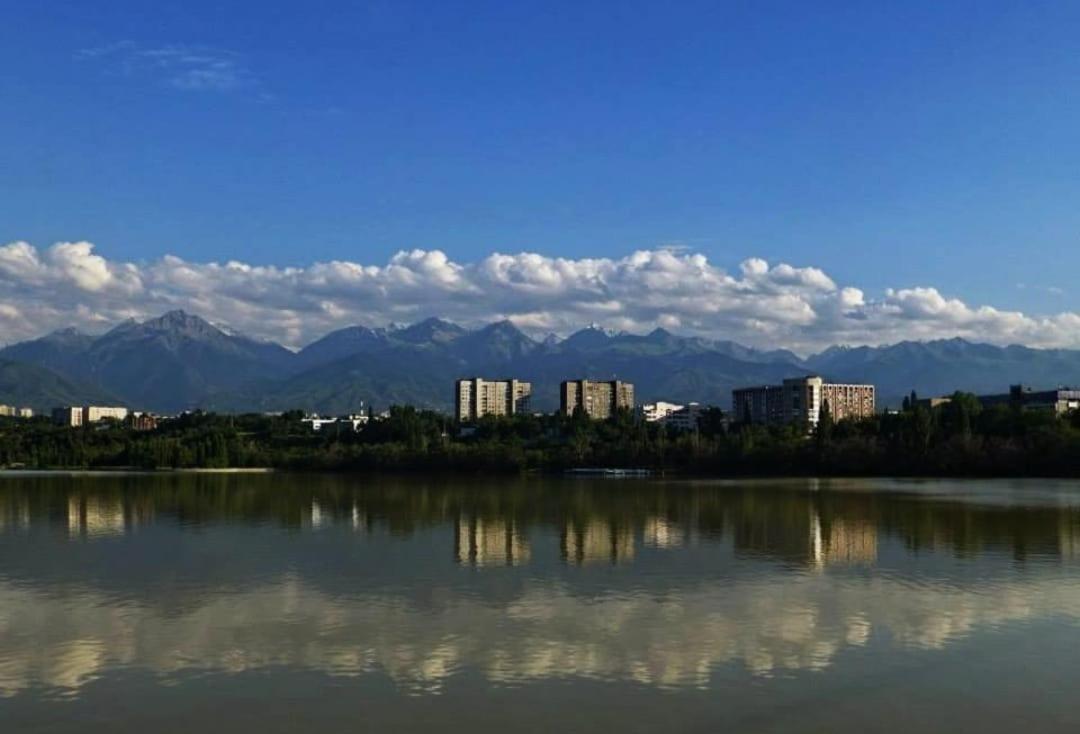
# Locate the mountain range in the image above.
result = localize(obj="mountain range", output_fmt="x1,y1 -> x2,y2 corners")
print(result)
4,310 -> 1080,414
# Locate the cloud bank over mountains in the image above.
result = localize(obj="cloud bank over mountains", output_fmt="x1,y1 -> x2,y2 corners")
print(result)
0,240 -> 1077,352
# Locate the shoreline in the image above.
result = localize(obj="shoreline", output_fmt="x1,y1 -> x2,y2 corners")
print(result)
2,465 -> 1080,480
0,467 -> 276,475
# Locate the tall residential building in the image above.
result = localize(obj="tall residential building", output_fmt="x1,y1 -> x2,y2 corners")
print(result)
455,378 -> 532,422
733,376 -> 874,428
560,380 -> 635,419
732,384 -> 784,425
816,381 -> 876,423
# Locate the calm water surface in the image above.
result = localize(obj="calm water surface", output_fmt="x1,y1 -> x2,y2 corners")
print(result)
2,473 -> 1080,732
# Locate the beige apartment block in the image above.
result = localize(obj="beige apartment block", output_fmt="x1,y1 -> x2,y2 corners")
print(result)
52,405 -> 130,426
84,406 -> 130,423
455,378 -> 532,422
560,379 -> 635,419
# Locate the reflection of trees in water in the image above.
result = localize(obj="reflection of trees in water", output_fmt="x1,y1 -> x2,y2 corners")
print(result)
2,474 -> 1080,564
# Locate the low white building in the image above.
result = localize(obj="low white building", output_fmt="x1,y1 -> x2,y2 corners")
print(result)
640,401 -> 685,423
640,401 -> 705,431
84,406 -> 129,423
302,414 -> 370,432
341,414 -> 370,430
53,405 -> 129,427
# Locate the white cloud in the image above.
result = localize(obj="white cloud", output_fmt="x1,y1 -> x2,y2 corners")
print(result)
76,42 -> 258,94
0,240 -> 1078,352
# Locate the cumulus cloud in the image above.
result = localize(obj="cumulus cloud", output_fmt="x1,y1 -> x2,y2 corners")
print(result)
0,240 -> 1078,352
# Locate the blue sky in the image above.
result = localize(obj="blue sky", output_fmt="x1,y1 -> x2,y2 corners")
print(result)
1,1 -> 1079,346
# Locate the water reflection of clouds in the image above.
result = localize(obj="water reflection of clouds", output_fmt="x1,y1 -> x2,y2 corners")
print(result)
4,573 -> 1080,699
7,477 -> 1080,703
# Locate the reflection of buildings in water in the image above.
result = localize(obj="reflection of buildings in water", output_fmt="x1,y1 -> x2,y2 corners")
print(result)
455,515 -> 531,567
0,497 -> 30,531
735,503 -> 877,568
562,520 -> 635,565
1060,516 -> 1080,559
67,496 -> 127,539
812,511 -> 877,568
643,517 -> 684,549
306,500 -> 370,532
351,503 -> 368,533
310,500 -> 327,529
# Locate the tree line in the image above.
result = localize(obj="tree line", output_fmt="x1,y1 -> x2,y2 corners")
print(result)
2,394 -> 1080,476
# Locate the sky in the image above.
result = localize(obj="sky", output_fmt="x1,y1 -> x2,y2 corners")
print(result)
1,0 -> 1079,350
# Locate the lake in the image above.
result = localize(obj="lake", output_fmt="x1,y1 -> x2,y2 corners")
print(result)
2,473 -> 1080,732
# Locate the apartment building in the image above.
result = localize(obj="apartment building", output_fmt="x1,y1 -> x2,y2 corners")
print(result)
129,412 -> 159,431
84,406 -> 130,423
560,379 -> 634,419
734,376 -> 874,428
52,406 -> 84,427
455,378 -> 532,422
664,403 -> 705,431
732,384 -> 784,425
0,405 -> 32,418
978,384 -> 1080,415
816,381 -> 876,423
53,405 -> 130,427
